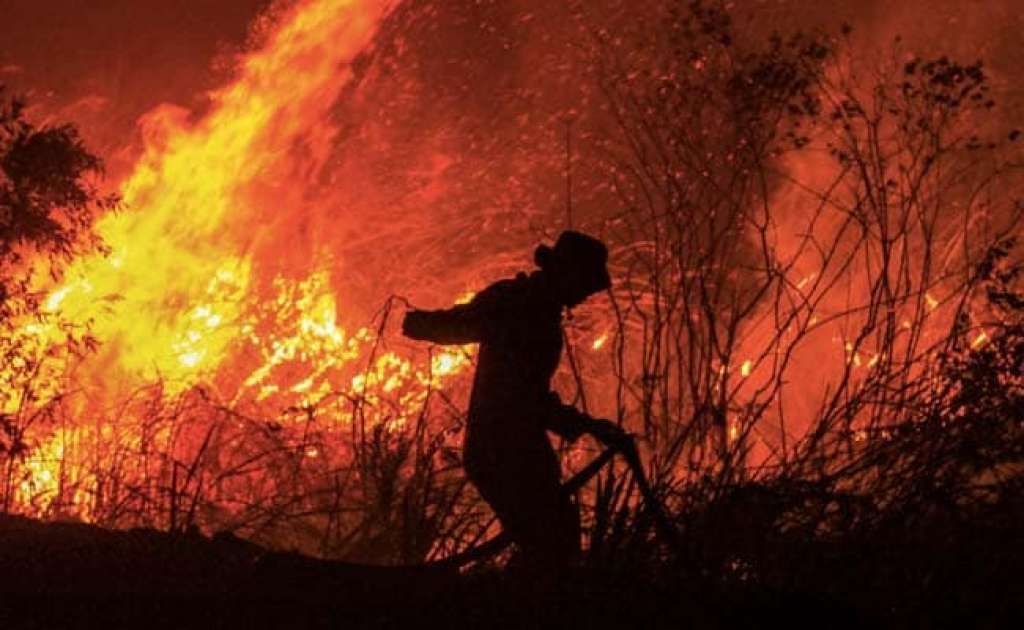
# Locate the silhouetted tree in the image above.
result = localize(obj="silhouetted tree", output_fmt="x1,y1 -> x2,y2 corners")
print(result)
1,86 -> 116,510
1,87 -> 115,316
577,3 -> 1024,600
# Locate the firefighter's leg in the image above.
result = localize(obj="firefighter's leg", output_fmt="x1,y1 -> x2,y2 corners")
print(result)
466,434 -> 579,570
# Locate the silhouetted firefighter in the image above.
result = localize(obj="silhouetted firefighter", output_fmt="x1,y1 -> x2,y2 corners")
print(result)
402,231 -> 623,570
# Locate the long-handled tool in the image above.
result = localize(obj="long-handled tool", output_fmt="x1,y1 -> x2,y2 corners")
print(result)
602,428 -> 679,551
431,423 -> 677,570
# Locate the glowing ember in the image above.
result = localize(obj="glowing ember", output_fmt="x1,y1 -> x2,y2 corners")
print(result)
453,291 -> 476,305
971,331 -> 989,349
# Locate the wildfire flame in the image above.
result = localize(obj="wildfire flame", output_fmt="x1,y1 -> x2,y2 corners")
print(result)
7,0 -> 484,520
40,0 -> 396,389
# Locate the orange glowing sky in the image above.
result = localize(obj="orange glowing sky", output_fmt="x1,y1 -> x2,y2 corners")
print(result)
3,1 -> 1021,175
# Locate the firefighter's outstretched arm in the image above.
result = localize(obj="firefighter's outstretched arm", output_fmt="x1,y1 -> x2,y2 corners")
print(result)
402,304 -> 483,345
402,281 -> 508,345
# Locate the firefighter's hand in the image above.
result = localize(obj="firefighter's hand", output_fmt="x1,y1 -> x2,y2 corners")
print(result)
402,310 -> 429,340
586,418 -> 628,447
544,390 -> 564,408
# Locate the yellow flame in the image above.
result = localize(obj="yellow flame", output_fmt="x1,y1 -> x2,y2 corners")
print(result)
11,1 -> 468,517
796,273 -> 817,290
31,0 -> 394,392
453,291 -> 476,305
971,331 -> 989,349
728,421 -> 740,442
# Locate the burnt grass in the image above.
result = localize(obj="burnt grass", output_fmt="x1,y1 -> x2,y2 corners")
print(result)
0,495 -> 1020,630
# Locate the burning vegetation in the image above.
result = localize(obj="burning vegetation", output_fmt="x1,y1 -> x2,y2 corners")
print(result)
0,0 -> 1022,625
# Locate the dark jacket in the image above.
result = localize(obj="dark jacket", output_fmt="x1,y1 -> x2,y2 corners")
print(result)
403,271 -> 586,442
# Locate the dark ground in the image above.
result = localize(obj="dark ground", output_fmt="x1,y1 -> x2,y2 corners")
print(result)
1,513 -> 1018,630
0,513 -> 842,630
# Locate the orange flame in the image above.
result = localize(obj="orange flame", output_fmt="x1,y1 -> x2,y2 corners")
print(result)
38,0 -> 396,391
7,0 -> 486,520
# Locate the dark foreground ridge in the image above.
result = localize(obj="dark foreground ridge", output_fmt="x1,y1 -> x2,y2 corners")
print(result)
2,513 -> 1021,630
0,513 -> 859,630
